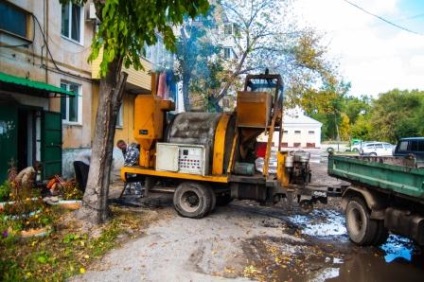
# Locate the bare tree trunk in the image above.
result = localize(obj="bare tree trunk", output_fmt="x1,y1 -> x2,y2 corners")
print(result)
76,57 -> 127,224
212,50 -> 249,107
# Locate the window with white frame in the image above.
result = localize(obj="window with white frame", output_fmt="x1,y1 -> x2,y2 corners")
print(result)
224,23 -> 237,35
61,2 -> 83,43
294,130 -> 301,134
308,130 -> 315,135
60,82 -> 82,123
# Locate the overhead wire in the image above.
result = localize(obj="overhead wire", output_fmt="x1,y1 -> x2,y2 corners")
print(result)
342,0 -> 423,36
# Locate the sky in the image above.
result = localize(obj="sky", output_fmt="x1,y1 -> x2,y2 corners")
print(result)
293,0 -> 424,97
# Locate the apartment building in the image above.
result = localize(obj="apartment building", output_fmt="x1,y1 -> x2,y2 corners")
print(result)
0,0 -> 167,182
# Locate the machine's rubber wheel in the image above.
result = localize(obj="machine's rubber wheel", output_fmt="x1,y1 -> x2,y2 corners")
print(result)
173,182 -> 211,218
206,185 -> 216,214
371,220 -> 389,246
346,197 -> 378,245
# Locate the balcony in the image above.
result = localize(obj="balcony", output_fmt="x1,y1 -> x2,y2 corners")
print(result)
91,49 -> 153,94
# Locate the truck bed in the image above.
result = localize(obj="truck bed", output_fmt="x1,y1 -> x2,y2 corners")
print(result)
328,155 -> 424,200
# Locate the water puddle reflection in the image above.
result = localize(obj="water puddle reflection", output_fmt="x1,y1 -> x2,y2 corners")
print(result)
286,209 -> 424,281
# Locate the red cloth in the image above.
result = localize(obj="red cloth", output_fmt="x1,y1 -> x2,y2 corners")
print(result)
255,142 -> 267,158
157,72 -> 167,98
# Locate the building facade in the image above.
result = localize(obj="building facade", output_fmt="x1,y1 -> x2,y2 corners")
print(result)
258,110 -> 322,149
0,0 -> 96,182
0,0 -> 161,182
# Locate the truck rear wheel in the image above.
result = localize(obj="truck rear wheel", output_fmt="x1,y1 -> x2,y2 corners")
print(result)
173,182 -> 211,218
346,197 -> 378,245
371,220 -> 389,246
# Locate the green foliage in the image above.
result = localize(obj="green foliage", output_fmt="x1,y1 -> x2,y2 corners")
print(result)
62,0 -> 209,76
343,95 -> 372,125
350,114 -> 372,141
369,89 -> 424,143
317,89 -> 424,143
0,206 -> 154,281
85,0 -> 210,77
0,181 -> 11,202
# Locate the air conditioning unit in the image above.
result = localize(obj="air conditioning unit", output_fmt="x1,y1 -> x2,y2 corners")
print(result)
87,2 -> 97,21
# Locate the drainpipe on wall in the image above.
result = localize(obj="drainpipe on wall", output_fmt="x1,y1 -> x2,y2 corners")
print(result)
44,0 -> 49,86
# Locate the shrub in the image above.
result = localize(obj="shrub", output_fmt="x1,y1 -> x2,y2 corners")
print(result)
0,182 -> 11,202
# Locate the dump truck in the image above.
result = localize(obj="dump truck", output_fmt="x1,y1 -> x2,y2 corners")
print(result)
121,73 -> 333,218
328,154 -> 424,246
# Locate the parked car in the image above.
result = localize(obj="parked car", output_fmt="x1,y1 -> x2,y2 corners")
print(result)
393,137 -> 424,161
350,139 -> 362,152
360,142 -> 394,156
351,141 -> 376,152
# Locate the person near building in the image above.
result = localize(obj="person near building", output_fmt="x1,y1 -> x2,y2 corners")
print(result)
116,140 -> 144,197
73,150 -> 91,192
15,161 -> 42,189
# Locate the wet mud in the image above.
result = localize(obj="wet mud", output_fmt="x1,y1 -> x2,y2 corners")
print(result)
237,205 -> 424,282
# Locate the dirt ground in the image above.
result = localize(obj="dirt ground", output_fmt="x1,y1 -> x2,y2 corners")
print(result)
69,161 -> 424,282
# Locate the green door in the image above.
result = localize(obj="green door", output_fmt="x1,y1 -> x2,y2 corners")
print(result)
0,104 -> 18,183
42,111 -> 62,179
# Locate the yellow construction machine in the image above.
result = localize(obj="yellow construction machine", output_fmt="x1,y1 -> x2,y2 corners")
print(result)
121,73 -> 329,218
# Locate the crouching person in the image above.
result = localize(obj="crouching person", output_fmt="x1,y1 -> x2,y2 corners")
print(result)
15,161 -> 42,190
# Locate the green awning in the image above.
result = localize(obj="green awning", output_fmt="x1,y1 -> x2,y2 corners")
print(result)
0,71 -> 74,96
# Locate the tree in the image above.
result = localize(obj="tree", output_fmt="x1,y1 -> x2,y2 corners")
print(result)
370,89 -> 424,143
209,0 -> 298,109
300,75 -> 350,140
60,0 -> 209,224
202,0 -> 342,113
343,95 -> 372,126
351,114 -> 372,141
175,7 -> 220,111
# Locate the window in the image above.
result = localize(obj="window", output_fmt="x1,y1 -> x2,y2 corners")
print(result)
398,141 -> 408,152
60,82 -> 81,123
419,141 -> 424,151
294,130 -> 301,134
61,2 -> 82,42
224,23 -> 237,35
0,1 -> 31,41
308,130 -> 315,135
223,47 -> 232,59
144,37 -> 173,68
410,140 -> 424,152
116,104 -> 123,127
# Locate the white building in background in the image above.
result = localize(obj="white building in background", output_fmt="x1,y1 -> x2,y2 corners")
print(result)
258,110 -> 322,149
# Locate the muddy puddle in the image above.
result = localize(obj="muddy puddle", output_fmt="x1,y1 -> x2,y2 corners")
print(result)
246,209 -> 424,281
293,210 -> 424,282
